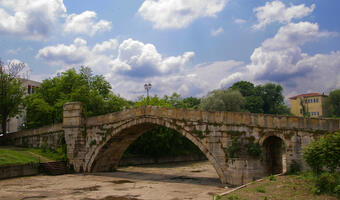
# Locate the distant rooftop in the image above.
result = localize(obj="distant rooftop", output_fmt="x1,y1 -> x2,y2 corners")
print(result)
289,93 -> 327,100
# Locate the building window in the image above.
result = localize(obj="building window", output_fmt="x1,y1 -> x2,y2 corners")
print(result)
27,85 -> 31,94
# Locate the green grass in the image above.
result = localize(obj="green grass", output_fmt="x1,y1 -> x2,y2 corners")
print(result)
0,146 -> 67,166
26,147 -> 66,161
0,149 -> 40,165
221,174 -> 338,200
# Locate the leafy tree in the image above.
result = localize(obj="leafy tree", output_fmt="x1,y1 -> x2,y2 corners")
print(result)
230,81 -> 256,97
24,67 -> 130,128
256,83 -> 290,114
230,81 -> 290,115
325,89 -> 340,117
200,89 -> 245,112
230,81 -> 264,113
0,60 -> 25,134
303,131 -> 340,174
183,96 -> 201,109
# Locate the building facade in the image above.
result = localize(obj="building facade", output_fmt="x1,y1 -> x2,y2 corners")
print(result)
6,79 -> 41,133
289,93 -> 328,117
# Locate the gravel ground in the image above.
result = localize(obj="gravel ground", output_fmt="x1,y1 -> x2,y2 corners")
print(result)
0,161 -> 230,200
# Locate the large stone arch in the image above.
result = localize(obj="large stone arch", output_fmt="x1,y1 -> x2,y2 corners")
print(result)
84,116 -> 227,183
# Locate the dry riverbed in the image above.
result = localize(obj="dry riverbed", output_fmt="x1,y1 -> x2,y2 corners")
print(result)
0,161 -> 229,200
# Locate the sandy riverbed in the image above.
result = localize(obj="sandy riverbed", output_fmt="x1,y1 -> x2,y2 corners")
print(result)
0,161 -> 230,200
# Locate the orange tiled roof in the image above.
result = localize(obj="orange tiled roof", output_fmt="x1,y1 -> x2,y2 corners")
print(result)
289,93 -> 327,100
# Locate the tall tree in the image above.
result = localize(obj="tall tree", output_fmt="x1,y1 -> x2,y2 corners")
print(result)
230,81 -> 264,113
0,60 -> 25,134
200,89 -> 245,112
256,83 -> 290,115
24,67 -> 130,128
325,89 -> 340,117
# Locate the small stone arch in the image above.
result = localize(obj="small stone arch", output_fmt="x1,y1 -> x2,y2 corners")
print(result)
260,134 -> 287,175
85,116 -> 227,183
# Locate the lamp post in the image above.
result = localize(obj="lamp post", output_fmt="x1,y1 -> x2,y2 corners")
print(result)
144,83 -> 152,105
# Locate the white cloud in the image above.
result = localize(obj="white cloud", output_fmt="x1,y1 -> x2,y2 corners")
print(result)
234,18 -> 246,24
0,0 -> 66,40
138,0 -> 228,29
111,38 -> 194,77
64,11 -> 112,36
36,38 -> 90,65
211,27 -> 224,36
107,60 -> 243,99
92,39 -> 118,53
253,0 -> 315,30
220,21 -> 340,97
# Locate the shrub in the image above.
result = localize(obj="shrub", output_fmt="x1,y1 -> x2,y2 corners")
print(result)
215,195 -> 221,200
227,195 -> 240,200
256,186 -> 266,193
315,172 -> 340,195
269,174 -> 276,181
303,131 -> 340,174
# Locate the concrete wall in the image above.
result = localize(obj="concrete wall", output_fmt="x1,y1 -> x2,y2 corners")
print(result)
0,164 -> 39,179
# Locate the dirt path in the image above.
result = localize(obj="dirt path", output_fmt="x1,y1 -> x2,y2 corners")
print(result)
0,161 -> 230,200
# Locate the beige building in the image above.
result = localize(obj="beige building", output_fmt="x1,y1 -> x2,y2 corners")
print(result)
6,79 -> 41,133
289,93 -> 328,117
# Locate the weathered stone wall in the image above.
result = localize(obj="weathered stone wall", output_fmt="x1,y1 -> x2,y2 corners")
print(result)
0,164 -> 39,179
6,102 -> 340,186
5,123 -> 64,150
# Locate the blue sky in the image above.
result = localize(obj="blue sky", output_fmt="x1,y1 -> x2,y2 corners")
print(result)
0,0 -> 340,100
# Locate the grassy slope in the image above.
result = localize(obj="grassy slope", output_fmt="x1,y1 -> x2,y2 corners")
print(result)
221,175 -> 337,200
0,149 -> 40,165
0,147 -> 66,166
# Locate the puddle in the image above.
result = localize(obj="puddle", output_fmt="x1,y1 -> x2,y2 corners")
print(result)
169,176 -> 198,181
83,195 -> 141,200
190,170 -> 203,173
74,185 -> 101,191
110,180 -> 134,184
20,196 -> 48,200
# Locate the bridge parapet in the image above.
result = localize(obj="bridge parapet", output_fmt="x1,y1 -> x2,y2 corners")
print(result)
86,106 -> 339,132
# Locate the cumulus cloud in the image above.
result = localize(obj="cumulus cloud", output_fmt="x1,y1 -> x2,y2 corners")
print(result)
253,0 -> 315,30
36,38 -> 89,65
0,0 -> 66,40
107,60 -> 243,99
211,27 -> 224,36
111,38 -> 194,77
64,11 -> 112,36
138,0 -> 228,29
92,39 -> 118,53
220,21 -> 340,97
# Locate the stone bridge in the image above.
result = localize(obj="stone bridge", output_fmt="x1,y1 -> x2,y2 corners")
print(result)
6,102 -> 340,185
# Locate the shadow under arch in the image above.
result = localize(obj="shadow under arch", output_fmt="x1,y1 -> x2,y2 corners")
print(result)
85,117 -> 227,183
260,135 -> 287,175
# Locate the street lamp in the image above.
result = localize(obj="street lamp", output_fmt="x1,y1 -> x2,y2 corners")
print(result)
144,83 -> 152,104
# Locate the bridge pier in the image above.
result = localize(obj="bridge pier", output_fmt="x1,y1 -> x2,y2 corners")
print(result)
63,102 -> 86,172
